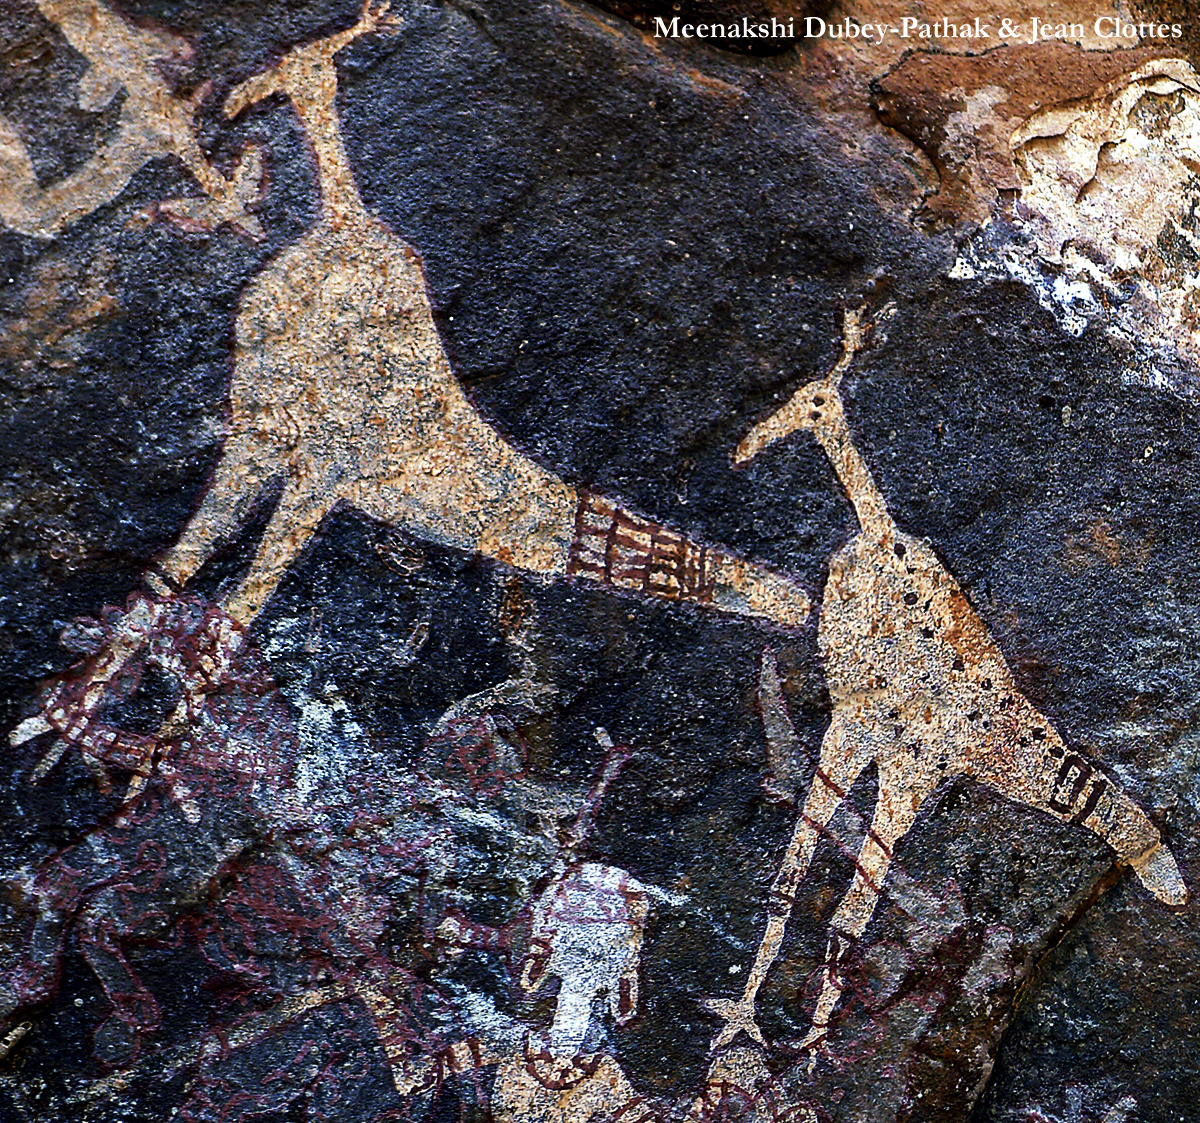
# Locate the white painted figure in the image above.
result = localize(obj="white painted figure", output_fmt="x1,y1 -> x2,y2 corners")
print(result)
396,740 -> 662,1123
519,862 -> 649,1058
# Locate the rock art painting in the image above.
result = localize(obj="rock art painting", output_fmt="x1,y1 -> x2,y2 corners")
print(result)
2,2 -> 1199,1122
0,0 -> 263,238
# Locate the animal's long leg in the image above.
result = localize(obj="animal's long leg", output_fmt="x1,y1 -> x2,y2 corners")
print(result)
972,714 -> 1187,906
157,432 -> 283,595
59,462 -> 331,791
798,766 -> 917,1051
13,435 -> 288,785
564,490 -> 811,626
706,713 -> 870,1049
0,103 -> 173,239
223,476 -> 337,626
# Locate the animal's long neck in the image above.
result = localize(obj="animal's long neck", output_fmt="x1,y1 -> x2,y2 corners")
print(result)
814,406 -> 892,538
292,72 -> 366,228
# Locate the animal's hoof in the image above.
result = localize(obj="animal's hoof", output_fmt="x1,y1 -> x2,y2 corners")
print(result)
1133,842 -> 1188,906
703,997 -> 767,1050
156,145 -> 266,240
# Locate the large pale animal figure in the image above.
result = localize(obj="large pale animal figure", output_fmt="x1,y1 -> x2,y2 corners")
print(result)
706,309 -> 1187,1054
161,3 -> 806,628
11,3 -> 810,773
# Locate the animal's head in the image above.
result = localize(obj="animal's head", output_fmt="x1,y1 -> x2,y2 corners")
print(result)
733,307 -> 866,466
734,376 -> 846,465
224,0 -> 401,118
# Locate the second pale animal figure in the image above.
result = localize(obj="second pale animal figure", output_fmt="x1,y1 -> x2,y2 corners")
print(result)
707,309 -> 1187,1054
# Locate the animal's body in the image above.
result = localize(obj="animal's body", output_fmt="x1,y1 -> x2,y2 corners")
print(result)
813,521 -> 1168,938
6,8 -> 815,1086
169,204 -> 578,624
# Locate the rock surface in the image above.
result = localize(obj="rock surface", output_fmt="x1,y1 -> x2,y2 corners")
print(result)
0,2 -> 1197,1121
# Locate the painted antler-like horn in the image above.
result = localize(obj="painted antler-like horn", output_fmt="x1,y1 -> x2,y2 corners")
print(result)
560,729 -> 632,858
224,0 -> 402,118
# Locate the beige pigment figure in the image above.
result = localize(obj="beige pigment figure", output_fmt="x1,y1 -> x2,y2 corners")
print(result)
10,3 -> 809,772
706,308 -> 1188,1055
0,0 -> 262,239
